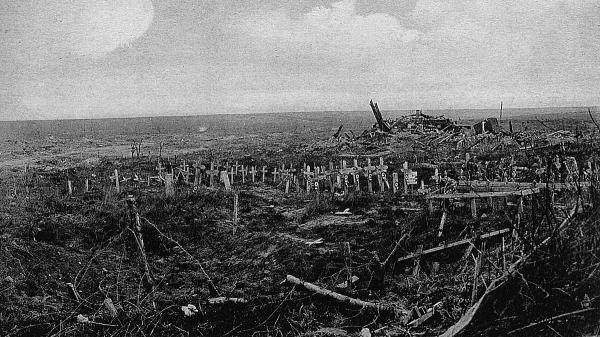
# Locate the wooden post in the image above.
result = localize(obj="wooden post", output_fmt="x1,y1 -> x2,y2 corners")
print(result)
517,196 -> 523,226
84,179 -> 89,193
229,167 -> 235,185
113,169 -> 120,193
471,243 -> 484,306
262,166 -> 267,183
251,166 -> 256,183
233,193 -> 239,228
194,167 -> 201,187
67,180 -> 73,196
471,198 -> 477,219
165,173 -> 175,197
438,211 -> 447,238
272,167 -> 278,182
392,173 -> 399,194
501,237 -> 506,274
413,245 -> 423,276
344,242 -> 352,292
126,197 -> 154,295
314,179 -> 320,205
241,165 -> 246,183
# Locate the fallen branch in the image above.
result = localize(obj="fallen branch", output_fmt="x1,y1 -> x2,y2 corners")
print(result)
285,275 -> 406,316
507,308 -> 597,335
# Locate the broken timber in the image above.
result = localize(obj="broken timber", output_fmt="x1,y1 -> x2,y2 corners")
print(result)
427,188 -> 540,200
285,275 -> 405,316
397,229 -> 510,263
369,100 -> 391,133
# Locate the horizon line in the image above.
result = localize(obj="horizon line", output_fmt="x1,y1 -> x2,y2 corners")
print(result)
1,105 -> 597,123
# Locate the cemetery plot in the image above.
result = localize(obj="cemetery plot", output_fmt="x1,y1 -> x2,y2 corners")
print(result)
0,110 -> 599,337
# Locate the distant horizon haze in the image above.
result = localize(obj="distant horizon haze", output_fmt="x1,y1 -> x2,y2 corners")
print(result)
0,105 -> 597,123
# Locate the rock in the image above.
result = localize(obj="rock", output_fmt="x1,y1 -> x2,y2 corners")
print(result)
76,314 -> 90,324
359,328 -> 371,337
181,304 -> 198,316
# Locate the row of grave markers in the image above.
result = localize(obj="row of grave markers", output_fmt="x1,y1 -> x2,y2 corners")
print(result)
95,157 -> 432,197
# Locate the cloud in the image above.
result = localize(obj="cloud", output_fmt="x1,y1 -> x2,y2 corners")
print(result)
1,0 -> 154,64
227,0 -> 600,109
232,0 -> 419,65
72,0 -> 155,57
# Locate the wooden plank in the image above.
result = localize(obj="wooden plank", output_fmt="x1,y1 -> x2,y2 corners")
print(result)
397,229 -> 510,263
427,188 -> 540,200
458,181 -> 591,190
221,171 -> 231,191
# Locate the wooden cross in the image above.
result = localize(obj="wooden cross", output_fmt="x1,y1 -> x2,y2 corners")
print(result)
328,161 -> 336,192
364,158 -> 376,193
376,157 -> 389,192
251,166 -> 257,183
303,165 -> 314,193
280,164 -> 290,192
262,166 -> 267,183
181,160 -> 189,173
229,166 -> 235,185
272,167 -> 279,182
401,161 -> 409,194
339,160 -> 354,194
392,173 -> 399,194
352,158 -> 361,192
241,165 -> 246,183
110,169 -> 120,193
156,161 -> 164,178
234,161 -> 241,176
206,162 -> 219,187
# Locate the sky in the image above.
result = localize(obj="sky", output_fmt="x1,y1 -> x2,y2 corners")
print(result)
1,0 -> 599,120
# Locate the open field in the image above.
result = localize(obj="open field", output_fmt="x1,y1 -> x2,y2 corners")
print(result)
1,108 -> 599,336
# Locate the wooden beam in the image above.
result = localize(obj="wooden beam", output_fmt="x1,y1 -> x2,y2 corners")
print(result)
427,188 -> 540,200
397,229 -> 510,263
